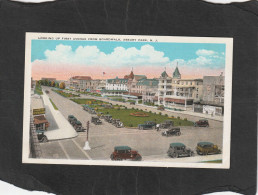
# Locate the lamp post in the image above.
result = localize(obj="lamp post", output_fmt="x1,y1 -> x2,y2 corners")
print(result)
83,121 -> 91,150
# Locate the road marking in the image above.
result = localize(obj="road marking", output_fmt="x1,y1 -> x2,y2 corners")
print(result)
58,141 -> 70,159
71,139 -> 92,160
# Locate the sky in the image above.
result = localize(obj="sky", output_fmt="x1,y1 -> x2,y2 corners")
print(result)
31,40 -> 226,80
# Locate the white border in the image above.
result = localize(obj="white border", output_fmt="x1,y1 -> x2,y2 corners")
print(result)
23,33 -> 233,169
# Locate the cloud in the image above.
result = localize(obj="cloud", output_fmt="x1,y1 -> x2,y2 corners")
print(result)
196,49 -> 217,56
34,44 -> 170,67
171,49 -> 225,69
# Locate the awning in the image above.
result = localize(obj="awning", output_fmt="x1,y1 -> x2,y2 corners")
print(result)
34,115 -> 48,125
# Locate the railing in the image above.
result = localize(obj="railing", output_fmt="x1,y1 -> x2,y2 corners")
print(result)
30,115 -> 42,158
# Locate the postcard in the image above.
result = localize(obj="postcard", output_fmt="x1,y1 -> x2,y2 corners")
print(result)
23,33 -> 233,168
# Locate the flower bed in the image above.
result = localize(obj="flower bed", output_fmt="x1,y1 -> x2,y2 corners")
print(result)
129,112 -> 149,117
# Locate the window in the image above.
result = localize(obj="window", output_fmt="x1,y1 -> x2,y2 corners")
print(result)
196,94 -> 198,98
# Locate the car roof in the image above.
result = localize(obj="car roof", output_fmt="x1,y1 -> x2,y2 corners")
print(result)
76,121 -> 82,125
114,146 -> 131,150
199,119 -> 208,121
168,128 -> 180,131
68,115 -> 75,118
198,142 -> 213,146
170,143 -> 185,147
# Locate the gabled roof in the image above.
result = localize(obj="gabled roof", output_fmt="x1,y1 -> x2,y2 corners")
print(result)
170,142 -> 185,147
136,79 -> 158,86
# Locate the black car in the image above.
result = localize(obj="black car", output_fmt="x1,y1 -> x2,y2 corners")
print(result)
138,121 -> 156,130
36,130 -> 48,143
162,128 -> 181,137
167,143 -> 194,158
91,116 -> 102,125
194,119 -> 209,127
160,120 -> 174,129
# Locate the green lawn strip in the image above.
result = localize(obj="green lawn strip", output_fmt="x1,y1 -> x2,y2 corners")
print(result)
71,98 -> 107,105
97,108 -> 193,127
52,89 -> 80,97
34,85 -> 43,95
199,159 -> 222,163
49,98 -> 58,110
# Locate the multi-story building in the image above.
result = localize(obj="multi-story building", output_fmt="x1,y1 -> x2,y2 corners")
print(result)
95,80 -> 106,92
193,74 -> 224,116
101,77 -> 128,96
156,66 -> 203,108
41,77 -> 56,81
68,76 -> 101,92
137,78 -> 159,103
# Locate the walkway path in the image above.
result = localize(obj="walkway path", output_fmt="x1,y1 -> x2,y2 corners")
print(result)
41,88 -> 78,140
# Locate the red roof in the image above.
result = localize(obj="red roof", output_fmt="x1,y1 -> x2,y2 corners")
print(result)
72,76 -> 92,80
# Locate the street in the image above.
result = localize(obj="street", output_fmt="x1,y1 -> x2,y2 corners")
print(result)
40,86 -> 223,163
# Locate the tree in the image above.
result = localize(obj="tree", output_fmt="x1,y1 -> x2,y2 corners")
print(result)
59,82 -> 65,89
51,81 -> 55,87
55,82 -> 59,88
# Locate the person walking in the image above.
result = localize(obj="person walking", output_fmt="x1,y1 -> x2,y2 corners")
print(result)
156,123 -> 160,131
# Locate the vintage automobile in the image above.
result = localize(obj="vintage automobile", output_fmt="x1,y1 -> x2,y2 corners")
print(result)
160,120 -> 174,129
110,146 -> 142,161
68,115 -> 77,124
73,120 -> 86,132
138,121 -> 156,130
112,119 -> 124,128
104,115 -> 113,123
83,105 -> 90,112
97,112 -> 105,119
162,127 -> 181,137
36,130 -> 48,143
194,119 -> 209,127
91,116 -> 102,125
196,142 -> 221,155
167,143 -> 194,158
130,102 -> 135,105
45,90 -> 49,94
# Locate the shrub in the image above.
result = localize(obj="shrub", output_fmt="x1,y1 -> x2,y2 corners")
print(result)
132,107 -> 135,110
125,107 -> 127,109
165,114 -> 168,117
184,118 -> 187,121
159,112 -> 162,115
129,124 -> 133,127
149,111 -> 152,113
177,116 -> 180,119
140,109 -> 143,111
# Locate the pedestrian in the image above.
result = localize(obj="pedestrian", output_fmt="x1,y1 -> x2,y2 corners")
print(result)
156,123 -> 160,131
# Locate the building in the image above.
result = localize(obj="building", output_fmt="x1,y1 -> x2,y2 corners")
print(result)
41,77 -> 56,81
101,77 -> 128,96
137,78 -> 159,103
68,76 -> 100,92
156,66 -> 203,108
31,95 -> 49,130
193,74 -> 224,116
95,80 -> 106,92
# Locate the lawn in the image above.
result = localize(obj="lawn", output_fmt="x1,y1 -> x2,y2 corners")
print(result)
34,85 -> 43,95
52,89 -> 80,97
71,98 -> 108,105
97,108 -> 194,127
200,160 -> 222,163
49,98 -> 58,110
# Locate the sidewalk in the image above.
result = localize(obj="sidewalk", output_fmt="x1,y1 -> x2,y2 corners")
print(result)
41,91 -> 78,141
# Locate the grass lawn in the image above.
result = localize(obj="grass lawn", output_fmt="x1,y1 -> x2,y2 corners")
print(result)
200,160 -> 222,163
52,89 -> 80,97
49,98 -> 58,110
34,85 -> 43,95
71,98 -> 110,105
98,108 -> 193,127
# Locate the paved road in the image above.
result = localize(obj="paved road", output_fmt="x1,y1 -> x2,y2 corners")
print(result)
40,86 -> 223,163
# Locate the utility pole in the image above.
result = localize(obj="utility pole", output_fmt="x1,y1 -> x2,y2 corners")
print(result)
83,121 -> 91,150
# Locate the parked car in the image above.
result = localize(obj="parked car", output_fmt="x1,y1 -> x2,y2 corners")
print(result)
112,119 -> 124,128
138,121 -> 156,130
73,120 -> 86,132
167,143 -> 194,158
196,142 -> 221,155
160,120 -> 174,129
162,128 -> 181,137
130,102 -> 135,105
104,115 -> 113,123
194,119 -> 209,127
110,146 -> 142,161
36,130 -> 48,143
68,115 -> 77,125
83,105 -> 90,112
45,90 -> 49,94
91,116 -> 102,125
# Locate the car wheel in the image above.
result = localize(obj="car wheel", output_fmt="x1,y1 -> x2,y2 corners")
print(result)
42,136 -> 48,143
178,132 -> 181,136
176,132 -> 180,136
110,154 -> 114,160
189,152 -> 193,157
172,153 -> 178,158
197,150 -> 201,155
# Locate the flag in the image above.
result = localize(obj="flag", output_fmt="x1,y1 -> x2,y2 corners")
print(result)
103,72 -> 106,76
